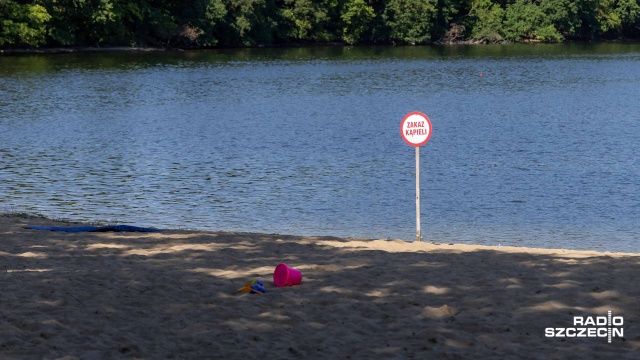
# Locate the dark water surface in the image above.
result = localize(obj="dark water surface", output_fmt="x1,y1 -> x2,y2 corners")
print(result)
1,44 -> 639,252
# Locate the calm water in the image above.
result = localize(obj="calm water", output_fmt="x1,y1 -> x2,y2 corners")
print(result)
1,44 -> 639,252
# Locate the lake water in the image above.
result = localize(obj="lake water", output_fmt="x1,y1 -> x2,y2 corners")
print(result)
1,44 -> 639,252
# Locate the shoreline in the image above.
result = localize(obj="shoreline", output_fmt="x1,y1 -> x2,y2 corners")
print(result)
2,40 -> 639,56
1,214 -> 638,358
0,46 -> 178,55
1,212 -> 637,255
0,211 -> 640,256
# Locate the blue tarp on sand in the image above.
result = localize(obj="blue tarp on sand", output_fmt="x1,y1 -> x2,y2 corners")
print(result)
25,225 -> 162,233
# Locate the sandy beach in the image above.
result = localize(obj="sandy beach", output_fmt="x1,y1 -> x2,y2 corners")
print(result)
0,215 -> 638,359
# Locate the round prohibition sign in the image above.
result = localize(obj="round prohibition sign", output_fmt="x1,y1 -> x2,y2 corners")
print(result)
400,111 -> 432,147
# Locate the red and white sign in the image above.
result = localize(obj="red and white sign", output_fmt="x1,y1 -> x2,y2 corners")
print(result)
400,111 -> 432,147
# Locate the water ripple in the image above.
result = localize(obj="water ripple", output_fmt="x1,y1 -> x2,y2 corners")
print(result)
1,45 -> 639,252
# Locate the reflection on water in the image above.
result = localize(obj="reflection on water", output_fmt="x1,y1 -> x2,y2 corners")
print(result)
1,44 -> 639,252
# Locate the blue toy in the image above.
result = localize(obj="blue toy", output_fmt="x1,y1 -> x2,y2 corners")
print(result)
238,279 -> 265,294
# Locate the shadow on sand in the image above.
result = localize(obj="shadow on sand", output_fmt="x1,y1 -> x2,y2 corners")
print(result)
0,216 -> 638,359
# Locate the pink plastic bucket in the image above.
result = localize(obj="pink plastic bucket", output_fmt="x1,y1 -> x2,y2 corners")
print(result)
273,263 -> 302,287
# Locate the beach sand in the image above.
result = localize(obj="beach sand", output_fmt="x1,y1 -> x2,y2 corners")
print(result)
1,215 -> 638,359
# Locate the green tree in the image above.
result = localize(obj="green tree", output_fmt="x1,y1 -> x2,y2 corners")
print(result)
189,0 -> 227,46
82,0 -> 126,45
616,0 -> 640,37
44,0 -> 83,46
573,0 -> 602,39
0,1 -> 52,47
383,0 -> 437,44
280,0 -> 334,42
433,0 -> 467,40
3,0 -> 640,49
340,0 -> 375,44
595,0 -> 640,38
43,0 -> 128,46
503,0 -> 562,41
469,0 -> 505,42
538,0 -> 581,39
597,0 -> 622,36
213,0 -> 280,46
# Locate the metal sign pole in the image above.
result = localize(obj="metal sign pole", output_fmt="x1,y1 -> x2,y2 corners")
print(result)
400,111 -> 431,243
416,146 -> 421,242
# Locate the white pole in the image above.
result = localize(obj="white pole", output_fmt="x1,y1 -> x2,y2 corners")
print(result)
416,146 -> 421,242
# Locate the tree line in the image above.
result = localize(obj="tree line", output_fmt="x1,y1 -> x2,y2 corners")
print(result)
1,0 -> 639,49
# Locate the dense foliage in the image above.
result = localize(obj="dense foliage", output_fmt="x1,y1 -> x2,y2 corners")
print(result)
1,0 -> 639,48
